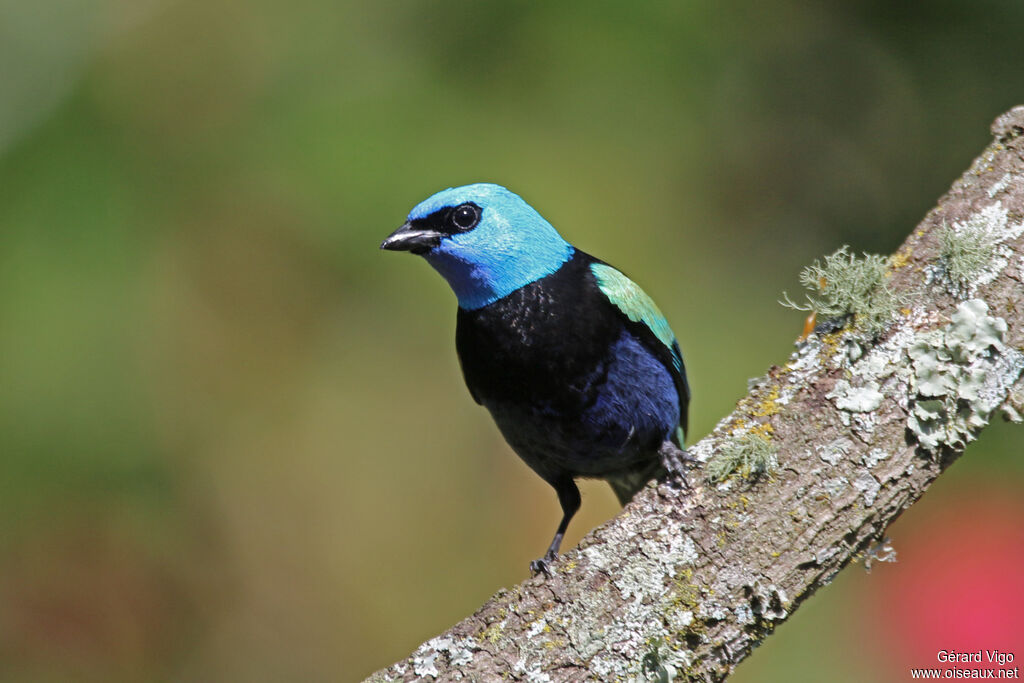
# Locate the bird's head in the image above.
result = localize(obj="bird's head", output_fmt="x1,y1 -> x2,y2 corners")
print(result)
381,183 -> 574,310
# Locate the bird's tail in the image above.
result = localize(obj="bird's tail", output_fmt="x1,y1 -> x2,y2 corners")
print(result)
606,458 -> 669,506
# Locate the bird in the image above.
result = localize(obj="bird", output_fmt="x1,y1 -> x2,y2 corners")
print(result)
381,183 -> 690,575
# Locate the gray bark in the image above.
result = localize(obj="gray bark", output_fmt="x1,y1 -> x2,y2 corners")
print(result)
366,106 -> 1024,683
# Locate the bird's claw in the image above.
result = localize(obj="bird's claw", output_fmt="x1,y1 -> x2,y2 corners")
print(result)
659,442 -> 694,490
529,553 -> 557,577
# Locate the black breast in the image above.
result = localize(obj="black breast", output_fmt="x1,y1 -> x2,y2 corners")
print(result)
455,252 -> 621,417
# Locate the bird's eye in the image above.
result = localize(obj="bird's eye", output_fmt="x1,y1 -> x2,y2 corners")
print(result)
451,204 -> 480,231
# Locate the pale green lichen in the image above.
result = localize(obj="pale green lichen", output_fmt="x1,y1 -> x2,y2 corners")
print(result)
781,246 -> 901,336
570,516 -> 701,679
706,433 -> 778,483
907,299 -> 1024,452
930,202 -> 1024,296
826,379 -> 884,412
410,635 -> 479,677
937,219 -> 1000,291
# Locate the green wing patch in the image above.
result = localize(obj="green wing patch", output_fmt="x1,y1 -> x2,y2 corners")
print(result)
591,261 -> 689,443
590,263 -> 678,361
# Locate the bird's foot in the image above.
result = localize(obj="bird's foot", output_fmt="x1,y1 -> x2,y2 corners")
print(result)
658,441 -> 694,489
529,552 -> 558,577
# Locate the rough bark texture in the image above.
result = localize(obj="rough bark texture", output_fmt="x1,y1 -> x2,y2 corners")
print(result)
366,107 -> 1024,683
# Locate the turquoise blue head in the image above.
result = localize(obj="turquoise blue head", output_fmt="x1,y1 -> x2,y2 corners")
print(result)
381,183 -> 574,310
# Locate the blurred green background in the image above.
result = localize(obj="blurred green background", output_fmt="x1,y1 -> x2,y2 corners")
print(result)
1,1 -> 1022,681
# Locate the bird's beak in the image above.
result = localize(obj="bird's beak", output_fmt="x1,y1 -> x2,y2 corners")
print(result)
380,222 -> 442,255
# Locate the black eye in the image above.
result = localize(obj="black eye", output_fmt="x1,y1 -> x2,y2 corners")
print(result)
451,204 -> 480,231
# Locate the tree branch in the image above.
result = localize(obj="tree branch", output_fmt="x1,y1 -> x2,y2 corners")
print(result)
366,107 -> 1024,683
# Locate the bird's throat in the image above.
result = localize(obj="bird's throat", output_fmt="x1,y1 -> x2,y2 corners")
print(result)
424,243 -> 574,311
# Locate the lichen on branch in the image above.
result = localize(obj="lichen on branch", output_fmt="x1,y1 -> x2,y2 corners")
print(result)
705,432 -> 778,484
781,245 -> 903,335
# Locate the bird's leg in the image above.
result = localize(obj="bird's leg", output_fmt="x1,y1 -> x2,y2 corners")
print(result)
529,477 -> 580,577
658,440 -> 695,489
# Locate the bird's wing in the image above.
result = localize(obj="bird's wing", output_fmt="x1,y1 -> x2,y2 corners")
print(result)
589,262 -> 691,442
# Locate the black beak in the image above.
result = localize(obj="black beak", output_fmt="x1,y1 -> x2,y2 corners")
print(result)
380,222 -> 442,255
